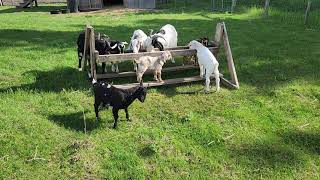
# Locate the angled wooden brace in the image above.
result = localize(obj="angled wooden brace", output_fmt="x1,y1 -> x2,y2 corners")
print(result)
214,22 -> 240,89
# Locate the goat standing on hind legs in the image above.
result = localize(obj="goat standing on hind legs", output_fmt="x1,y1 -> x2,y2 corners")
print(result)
92,80 -> 147,129
188,40 -> 220,93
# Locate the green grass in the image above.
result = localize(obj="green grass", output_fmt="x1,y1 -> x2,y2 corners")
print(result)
0,2 -> 320,179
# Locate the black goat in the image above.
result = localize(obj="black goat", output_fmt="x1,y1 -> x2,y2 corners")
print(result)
77,32 -> 110,72
93,81 -> 147,128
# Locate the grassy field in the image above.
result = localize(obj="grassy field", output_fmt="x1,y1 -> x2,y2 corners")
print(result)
0,2 -> 319,179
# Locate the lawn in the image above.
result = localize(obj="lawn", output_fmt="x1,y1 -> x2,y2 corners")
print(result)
0,2 -> 319,179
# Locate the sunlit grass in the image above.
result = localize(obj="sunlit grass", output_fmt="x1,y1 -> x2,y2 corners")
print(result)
0,2 -> 319,179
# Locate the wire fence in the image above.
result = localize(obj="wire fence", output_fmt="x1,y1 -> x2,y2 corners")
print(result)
159,0 -> 320,27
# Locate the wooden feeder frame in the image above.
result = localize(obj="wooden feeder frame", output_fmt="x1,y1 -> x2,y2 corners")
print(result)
81,22 -> 239,89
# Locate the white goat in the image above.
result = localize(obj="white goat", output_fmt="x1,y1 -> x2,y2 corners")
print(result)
128,29 -> 149,53
129,24 -> 178,53
152,24 -> 178,49
135,51 -> 173,83
188,40 -> 220,92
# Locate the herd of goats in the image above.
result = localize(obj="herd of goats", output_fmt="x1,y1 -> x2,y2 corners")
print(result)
76,24 -> 221,128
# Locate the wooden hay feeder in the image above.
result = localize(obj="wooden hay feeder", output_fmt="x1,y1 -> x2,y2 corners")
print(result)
81,22 -> 239,89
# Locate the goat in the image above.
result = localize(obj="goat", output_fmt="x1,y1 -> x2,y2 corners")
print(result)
108,40 -> 128,73
198,37 -> 209,47
128,25 -> 178,53
135,51 -> 173,83
77,32 -> 110,72
77,32 -> 127,73
188,40 -> 220,92
92,80 -> 147,129
128,29 -> 149,53
151,24 -> 178,50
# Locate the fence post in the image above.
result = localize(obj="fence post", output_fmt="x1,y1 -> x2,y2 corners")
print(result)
231,0 -> 237,13
211,0 -> 215,12
304,0 -> 312,25
264,0 -> 270,17
221,0 -> 224,11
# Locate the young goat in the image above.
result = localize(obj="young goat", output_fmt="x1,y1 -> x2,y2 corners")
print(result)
108,40 -> 128,73
188,40 -> 220,92
93,80 -> 147,128
198,37 -> 209,47
134,51 -> 173,83
77,32 -> 127,73
77,32 -> 109,72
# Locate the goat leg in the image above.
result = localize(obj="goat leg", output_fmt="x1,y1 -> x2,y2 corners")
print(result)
112,108 -> 119,129
157,70 -> 163,82
153,70 -> 158,82
78,52 -> 82,71
102,63 -> 106,74
94,103 -> 100,122
125,108 -> 131,121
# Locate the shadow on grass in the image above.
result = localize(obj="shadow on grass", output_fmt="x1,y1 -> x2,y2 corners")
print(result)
48,111 -> 97,132
0,67 -> 90,93
0,5 -> 67,14
230,143 -> 301,170
1,12 -> 319,94
280,130 -> 320,155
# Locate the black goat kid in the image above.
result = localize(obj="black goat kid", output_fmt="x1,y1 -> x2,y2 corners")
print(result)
93,81 -> 147,128
77,32 -> 109,72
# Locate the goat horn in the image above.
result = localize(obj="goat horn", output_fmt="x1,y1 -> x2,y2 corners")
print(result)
111,44 -> 118,49
153,35 -> 168,44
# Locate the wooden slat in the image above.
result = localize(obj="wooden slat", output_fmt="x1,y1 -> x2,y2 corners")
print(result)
124,45 -> 216,53
222,22 -> 239,89
113,74 -> 237,90
96,65 -> 198,79
97,47 -> 218,63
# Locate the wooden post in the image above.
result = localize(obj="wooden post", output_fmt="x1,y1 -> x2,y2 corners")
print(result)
89,28 -> 97,80
231,0 -> 237,13
221,22 -> 239,89
264,0 -> 270,17
213,22 -> 223,56
83,25 -> 91,71
304,0 -> 312,25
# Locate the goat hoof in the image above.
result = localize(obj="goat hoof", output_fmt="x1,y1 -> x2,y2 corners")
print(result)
78,68 -> 82,71
127,118 -> 131,121
204,90 -> 210,94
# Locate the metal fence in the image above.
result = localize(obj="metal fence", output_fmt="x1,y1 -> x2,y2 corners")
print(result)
158,0 -> 320,26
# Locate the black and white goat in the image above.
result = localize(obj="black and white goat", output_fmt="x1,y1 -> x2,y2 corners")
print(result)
128,24 -> 178,53
92,80 -> 147,128
108,40 -> 128,73
151,24 -> 178,50
77,32 -> 127,73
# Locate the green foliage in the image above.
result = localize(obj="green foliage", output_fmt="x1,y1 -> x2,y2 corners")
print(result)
0,3 -> 319,179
